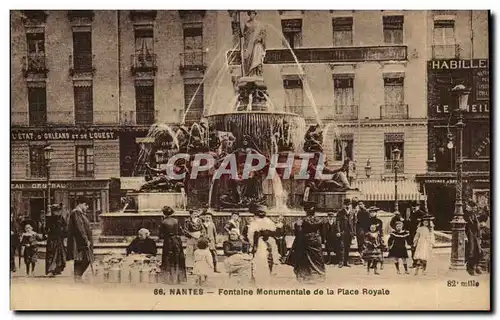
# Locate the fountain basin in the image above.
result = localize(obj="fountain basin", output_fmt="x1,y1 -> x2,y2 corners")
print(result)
126,192 -> 186,212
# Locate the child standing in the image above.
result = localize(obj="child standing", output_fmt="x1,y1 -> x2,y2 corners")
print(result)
412,214 -> 435,275
193,238 -> 214,286
388,221 -> 410,274
21,223 -> 42,277
363,223 -> 384,275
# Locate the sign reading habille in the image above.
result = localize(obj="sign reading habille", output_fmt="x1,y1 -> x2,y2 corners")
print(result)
11,128 -> 117,141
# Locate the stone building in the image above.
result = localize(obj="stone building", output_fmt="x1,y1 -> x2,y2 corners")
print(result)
12,9 -> 456,220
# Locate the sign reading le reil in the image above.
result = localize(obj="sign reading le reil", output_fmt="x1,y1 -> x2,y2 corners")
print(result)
11,128 -> 117,141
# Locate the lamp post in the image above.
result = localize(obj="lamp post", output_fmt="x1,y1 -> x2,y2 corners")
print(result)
364,159 -> 372,179
43,145 -> 53,233
392,147 -> 401,214
450,84 -> 470,270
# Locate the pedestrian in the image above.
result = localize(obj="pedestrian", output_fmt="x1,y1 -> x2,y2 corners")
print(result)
159,206 -> 187,284
10,209 -> 19,273
389,210 -> 409,232
355,201 -> 370,265
363,223 -> 384,275
201,211 -> 219,273
193,238 -> 214,286
224,212 -> 241,236
322,212 -> 339,265
20,221 -> 43,277
126,228 -> 157,256
223,229 -> 252,284
367,206 -> 384,269
387,221 -> 410,274
336,198 -> 354,268
67,196 -> 94,282
286,201 -> 326,283
274,214 -> 288,263
408,201 -> 424,267
465,201 -> 483,275
412,214 -> 435,275
183,209 -> 204,274
45,203 -> 67,277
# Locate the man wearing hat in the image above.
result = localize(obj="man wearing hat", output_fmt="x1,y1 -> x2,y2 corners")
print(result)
322,212 -> 339,265
201,210 -> 219,273
408,202 -> 425,267
355,201 -> 370,264
465,201 -> 483,275
67,196 -> 94,281
335,198 -> 354,267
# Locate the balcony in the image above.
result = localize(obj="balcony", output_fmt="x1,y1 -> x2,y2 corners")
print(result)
284,105 -> 358,123
69,53 -> 95,76
227,45 -> 407,65
29,110 -> 47,126
384,160 -> 405,173
131,53 -> 157,75
179,51 -> 207,74
22,54 -> 48,77
380,104 -> 409,119
75,110 -> 93,126
432,44 -> 460,59
120,110 -> 158,126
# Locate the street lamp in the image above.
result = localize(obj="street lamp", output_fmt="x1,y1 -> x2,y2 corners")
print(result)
43,145 -> 53,232
392,147 -> 401,214
364,159 -> 372,178
450,84 -> 471,270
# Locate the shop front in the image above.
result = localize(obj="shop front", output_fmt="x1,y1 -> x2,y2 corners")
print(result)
416,172 -> 490,230
11,180 -> 110,224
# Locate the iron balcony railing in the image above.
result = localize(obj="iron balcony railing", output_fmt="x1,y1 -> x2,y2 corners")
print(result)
22,53 -> 48,76
131,53 -> 157,75
432,44 -> 460,59
75,110 -> 93,125
29,110 -> 47,126
120,110 -> 158,126
284,105 -> 359,122
179,50 -> 207,73
380,104 -> 409,119
385,160 -> 405,173
69,53 -> 95,75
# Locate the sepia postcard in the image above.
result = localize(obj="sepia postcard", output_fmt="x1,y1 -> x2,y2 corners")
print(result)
10,9 -> 491,311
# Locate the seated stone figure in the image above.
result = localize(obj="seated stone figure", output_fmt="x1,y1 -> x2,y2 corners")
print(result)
138,163 -> 186,192
307,158 -> 358,192
303,124 -> 324,153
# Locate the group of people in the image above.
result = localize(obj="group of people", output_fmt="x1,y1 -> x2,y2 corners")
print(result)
10,195 -> 489,284
10,196 -> 96,281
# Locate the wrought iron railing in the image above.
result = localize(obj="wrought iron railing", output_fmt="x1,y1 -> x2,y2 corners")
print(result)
131,53 -> 157,74
380,104 -> 409,119
29,110 -> 47,126
75,110 -> 93,125
179,51 -> 207,73
22,53 -> 48,76
432,44 -> 460,59
69,53 -> 95,75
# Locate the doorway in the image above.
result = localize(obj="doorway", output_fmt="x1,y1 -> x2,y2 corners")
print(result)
29,197 -> 45,230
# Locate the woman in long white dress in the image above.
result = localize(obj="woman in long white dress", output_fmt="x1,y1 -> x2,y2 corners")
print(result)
412,215 -> 435,275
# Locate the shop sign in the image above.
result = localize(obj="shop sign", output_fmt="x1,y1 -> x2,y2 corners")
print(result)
11,180 -> 109,190
11,128 -> 117,141
11,182 -> 66,190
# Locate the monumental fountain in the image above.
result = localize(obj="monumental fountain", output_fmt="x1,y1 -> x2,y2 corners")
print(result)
99,11 -> 360,240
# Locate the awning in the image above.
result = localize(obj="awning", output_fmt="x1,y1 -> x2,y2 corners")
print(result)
352,180 -> 424,201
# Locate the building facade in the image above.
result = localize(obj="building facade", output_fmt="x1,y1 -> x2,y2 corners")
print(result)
416,10 -> 490,230
11,10 -> 433,221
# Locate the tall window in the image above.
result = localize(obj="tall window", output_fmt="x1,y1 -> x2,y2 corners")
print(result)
74,86 -> 93,125
183,26 -> 203,66
334,138 -> 353,162
384,133 -> 404,173
29,146 -> 46,178
184,83 -> 204,124
28,87 -> 47,126
281,19 -> 302,48
283,78 -> 303,113
135,86 -> 155,125
72,31 -> 92,71
332,17 -> 353,46
433,20 -> 456,58
383,16 -> 404,44
26,33 -> 45,70
76,145 -> 94,177
333,77 -> 354,107
384,77 -> 404,105
134,29 -> 154,67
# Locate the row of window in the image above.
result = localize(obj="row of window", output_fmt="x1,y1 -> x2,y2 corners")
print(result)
29,145 -> 94,177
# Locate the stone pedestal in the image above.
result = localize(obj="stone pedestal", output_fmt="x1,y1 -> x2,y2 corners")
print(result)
310,190 -> 362,212
236,76 -> 268,111
128,192 -> 186,212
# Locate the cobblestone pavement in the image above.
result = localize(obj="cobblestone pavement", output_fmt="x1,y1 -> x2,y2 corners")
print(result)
11,250 -> 490,310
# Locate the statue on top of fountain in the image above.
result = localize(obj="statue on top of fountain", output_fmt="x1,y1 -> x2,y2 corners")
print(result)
242,11 -> 266,78
139,160 -> 187,193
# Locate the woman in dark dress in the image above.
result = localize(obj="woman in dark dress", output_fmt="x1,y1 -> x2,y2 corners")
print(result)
159,206 -> 187,284
126,228 -> 158,256
45,204 -> 67,276
286,202 -> 326,283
